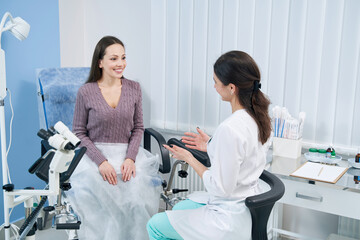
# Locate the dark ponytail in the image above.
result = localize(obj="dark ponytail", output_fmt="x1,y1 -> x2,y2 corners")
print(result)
214,51 -> 271,144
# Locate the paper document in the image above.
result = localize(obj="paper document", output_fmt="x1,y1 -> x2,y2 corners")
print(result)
290,161 -> 348,184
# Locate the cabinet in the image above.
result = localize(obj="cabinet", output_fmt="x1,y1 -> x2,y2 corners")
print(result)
268,154 -> 360,239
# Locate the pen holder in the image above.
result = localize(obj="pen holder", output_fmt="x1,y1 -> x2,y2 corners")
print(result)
272,137 -> 302,159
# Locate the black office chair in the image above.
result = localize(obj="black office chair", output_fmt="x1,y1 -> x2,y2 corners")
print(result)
245,170 -> 285,240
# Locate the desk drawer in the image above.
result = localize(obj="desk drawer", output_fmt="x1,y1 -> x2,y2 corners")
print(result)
279,179 -> 360,220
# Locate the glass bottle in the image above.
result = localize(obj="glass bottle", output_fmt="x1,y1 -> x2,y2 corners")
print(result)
326,147 -> 332,158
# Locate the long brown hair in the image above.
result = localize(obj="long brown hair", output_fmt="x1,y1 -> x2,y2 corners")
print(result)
214,51 -> 271,144
86,36 -> 125,83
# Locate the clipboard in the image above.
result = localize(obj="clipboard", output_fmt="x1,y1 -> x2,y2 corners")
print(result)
290,161 -> 348,184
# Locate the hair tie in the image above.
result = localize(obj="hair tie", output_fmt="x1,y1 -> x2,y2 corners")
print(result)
253,81 -> 261,92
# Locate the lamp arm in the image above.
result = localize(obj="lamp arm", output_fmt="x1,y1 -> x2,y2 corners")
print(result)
0,12 -> 12,29
0,12 -> 14,48
1,24 -> 16,33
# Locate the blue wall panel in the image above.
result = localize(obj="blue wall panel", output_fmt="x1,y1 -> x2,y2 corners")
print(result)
0,0 -> 60,223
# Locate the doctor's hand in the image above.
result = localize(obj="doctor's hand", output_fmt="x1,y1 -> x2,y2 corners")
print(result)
99,161 -> 118,185
121,158 -> 136,182
181,127 -> 210,152
163,144 -> 194,164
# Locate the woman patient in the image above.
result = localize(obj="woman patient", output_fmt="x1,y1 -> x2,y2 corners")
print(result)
67,36 -> 161,240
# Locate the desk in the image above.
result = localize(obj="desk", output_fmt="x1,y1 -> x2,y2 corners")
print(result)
267,151 -> 360,239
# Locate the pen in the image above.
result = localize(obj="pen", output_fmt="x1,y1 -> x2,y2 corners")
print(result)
318,167 -> 324,176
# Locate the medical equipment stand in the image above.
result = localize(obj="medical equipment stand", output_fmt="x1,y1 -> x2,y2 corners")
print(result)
1,122 -> 82,240
1,98 -> 11,240
160,159 -> 189,208
1,11 -> 31,239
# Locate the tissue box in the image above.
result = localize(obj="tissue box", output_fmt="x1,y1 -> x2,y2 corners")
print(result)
272,137 -> 302,159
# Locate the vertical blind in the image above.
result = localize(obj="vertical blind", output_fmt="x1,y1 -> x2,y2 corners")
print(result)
150,0 -> 360,151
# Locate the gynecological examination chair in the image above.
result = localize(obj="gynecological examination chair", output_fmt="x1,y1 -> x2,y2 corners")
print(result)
35,67 -> 285,240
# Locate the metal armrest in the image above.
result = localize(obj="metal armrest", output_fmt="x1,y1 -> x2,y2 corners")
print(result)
144,128 -> 171,174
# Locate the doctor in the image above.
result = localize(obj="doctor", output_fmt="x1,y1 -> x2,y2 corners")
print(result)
147,50 -> 272,240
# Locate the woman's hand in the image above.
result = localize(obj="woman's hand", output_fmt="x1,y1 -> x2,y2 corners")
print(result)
99,161 -> 117,185
163,144 -> 193,164
181,127 -> 210,152
121,158 -> 136,182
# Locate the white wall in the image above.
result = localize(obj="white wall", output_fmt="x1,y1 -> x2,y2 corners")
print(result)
149,0 -> 360,153
59,0 -> 360,153
59,0 -> 152,126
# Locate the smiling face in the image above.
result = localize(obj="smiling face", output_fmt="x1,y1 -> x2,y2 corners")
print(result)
99,43 -> 127,80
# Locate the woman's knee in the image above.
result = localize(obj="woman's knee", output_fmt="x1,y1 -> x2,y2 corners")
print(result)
147,212 -> 183,240
147,212 -> 167,239
147,212 -> 163,229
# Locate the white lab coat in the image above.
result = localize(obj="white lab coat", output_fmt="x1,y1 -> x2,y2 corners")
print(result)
166,109 -> 267,240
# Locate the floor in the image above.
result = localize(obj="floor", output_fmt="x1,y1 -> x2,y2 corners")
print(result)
0,218 -> 70,240
2,229 -> 352,240
9,225 -> 349,240
3,225 -> 300,240
22,229 -> 293,240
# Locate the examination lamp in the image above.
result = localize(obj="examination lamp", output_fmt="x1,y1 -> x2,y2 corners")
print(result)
0,12 -> 30,240
0,12 -> 30,99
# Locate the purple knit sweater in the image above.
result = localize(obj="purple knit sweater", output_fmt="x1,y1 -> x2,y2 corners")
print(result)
72,78 -> 144,166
